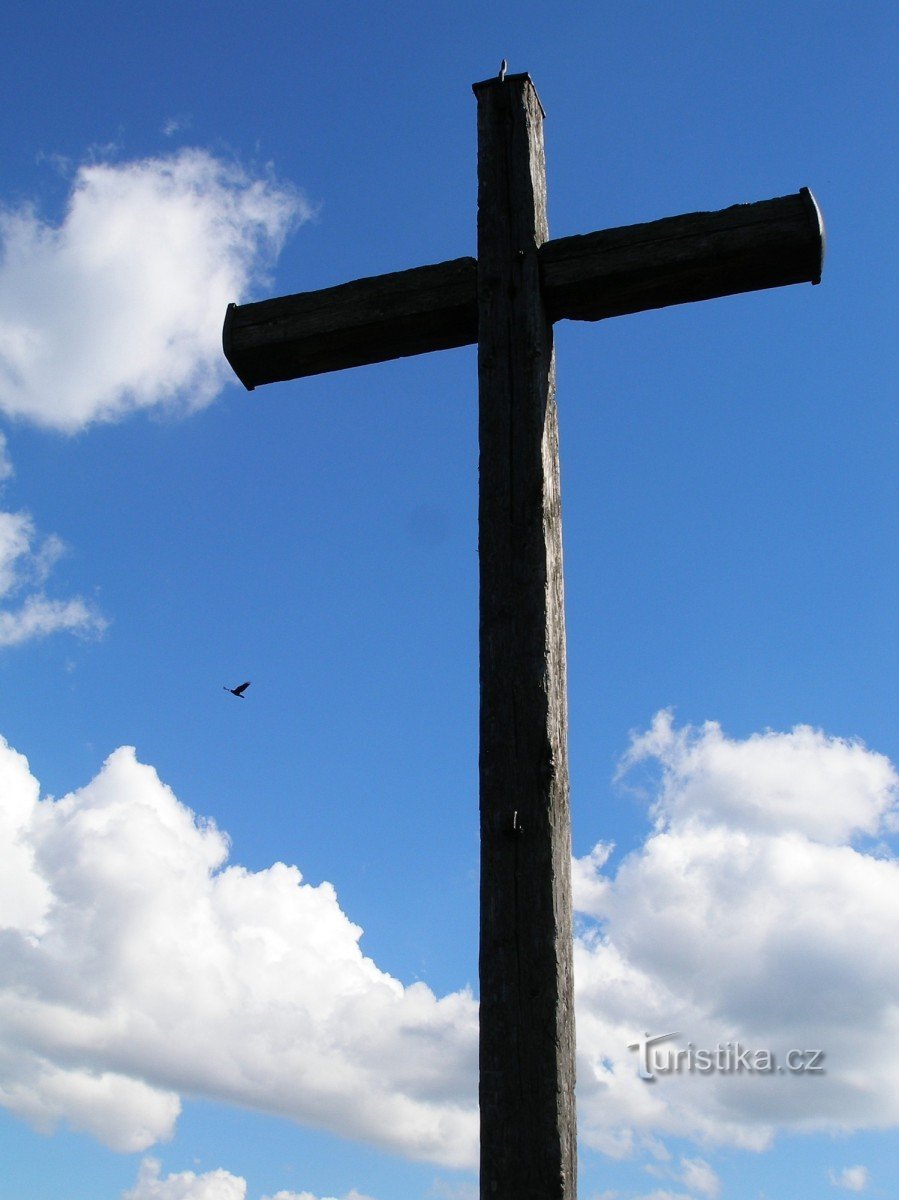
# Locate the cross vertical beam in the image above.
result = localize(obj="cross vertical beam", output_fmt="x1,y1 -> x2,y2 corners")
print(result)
474,75 -> 576,1200
220,70 -> 824,1200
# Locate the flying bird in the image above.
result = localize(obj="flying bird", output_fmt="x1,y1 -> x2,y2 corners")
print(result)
499,59 -> 507,80
224,681 -> 251,698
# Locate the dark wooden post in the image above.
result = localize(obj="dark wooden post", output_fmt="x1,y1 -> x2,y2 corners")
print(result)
474,74 -> 576,1200
221,72 -> 824,1200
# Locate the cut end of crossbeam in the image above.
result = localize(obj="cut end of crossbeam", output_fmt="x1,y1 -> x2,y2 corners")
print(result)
222,303 -> 256,391
800,187 -> 826,284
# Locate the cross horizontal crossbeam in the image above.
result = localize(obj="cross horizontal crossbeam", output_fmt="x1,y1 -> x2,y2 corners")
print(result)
223,188 -> 822,389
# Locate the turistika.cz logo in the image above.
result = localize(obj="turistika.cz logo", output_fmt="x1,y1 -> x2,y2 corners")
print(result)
628,1032 -> 826,1081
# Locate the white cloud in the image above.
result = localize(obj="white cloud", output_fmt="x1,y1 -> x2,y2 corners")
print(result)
636,1150 -> 720,1196
428,1182 -> 478,1200
163,117 -> 193,139
678,1157 -> 720,1198
617,709 -> 898,843
121,1158 -> 376,1200
261,1192 -> 374,1200
631,1191 -> 692,1200
0,591 -> 104,645
0,149 -> 308,431
0,507 -> 105,645
828,1165 -> 869,1191
124,1157 -> 246,1200
573,712 -> 899,1158
2,713 -> 898,1174
0,736 -> 478,1166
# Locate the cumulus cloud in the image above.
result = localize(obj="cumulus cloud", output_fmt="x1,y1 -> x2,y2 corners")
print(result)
0,505 -> 105,645
121,1158 -> 376,1200
573,711 -> 899,1159
0,736 -> 477,1165
1,712 -> 897,1175
0,149 -> 308,431
617,709 -> 899,843
123,1157 -> 247,1200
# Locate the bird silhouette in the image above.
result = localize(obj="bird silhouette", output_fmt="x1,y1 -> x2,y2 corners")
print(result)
499,59 -> 508,81
224,681 -> 251,698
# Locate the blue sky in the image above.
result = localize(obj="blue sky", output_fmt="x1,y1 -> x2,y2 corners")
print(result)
0,3 -> 896,1198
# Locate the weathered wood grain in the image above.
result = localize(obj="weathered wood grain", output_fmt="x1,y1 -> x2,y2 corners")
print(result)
541,187 -> 823,322
222,190 -> 822,390
223,256 -> 477,389
474,73 -> 577,1200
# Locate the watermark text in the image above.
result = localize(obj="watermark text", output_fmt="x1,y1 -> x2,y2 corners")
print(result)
628,1032 -> 826,1080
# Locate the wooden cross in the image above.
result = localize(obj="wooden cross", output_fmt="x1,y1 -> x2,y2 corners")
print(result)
223,73 -> 823,1200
